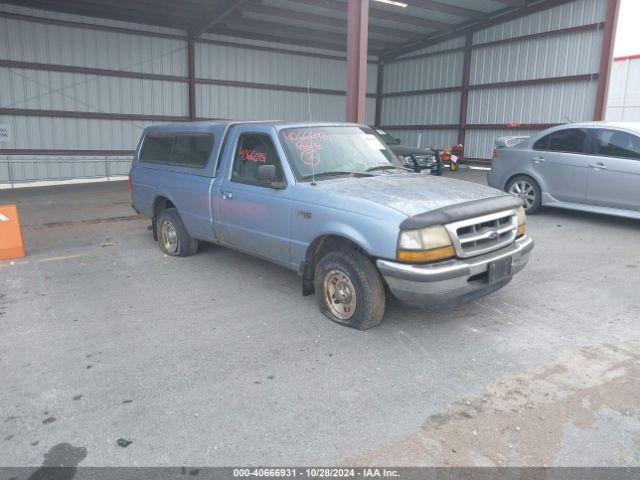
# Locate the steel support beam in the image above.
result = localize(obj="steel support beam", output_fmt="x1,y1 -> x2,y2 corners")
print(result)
346,0 -> 369,123
194,0 -> 248,37
594,0 -> 621,120
458,33 -> 472,146
374,60 -> 385,126
188,36 -> 197,121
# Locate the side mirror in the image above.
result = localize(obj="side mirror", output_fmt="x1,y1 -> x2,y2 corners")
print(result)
393,137 -> 402,145
257,164 -> 276,183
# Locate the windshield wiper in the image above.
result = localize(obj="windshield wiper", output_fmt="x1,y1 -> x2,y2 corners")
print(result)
300,171 -> 372,181
366,165 -> 406,172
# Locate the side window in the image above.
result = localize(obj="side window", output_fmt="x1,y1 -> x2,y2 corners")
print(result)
140,135 -> 173,163
533,135 -> 549,150
231,134 -> 284,186
545,128 -> 588,154
595,129 -> 640,160
172,134 -> 214,168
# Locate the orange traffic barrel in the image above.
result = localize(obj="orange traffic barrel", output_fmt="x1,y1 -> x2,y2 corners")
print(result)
0,204 -> 26,260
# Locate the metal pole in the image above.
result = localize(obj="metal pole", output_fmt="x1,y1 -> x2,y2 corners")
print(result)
188,35 -> 197,121
374,59 -> 384,126
594,0 -> 621,120
105,156 -> 109,181
345,0 -> 369,123
458,33 -> 473,146
8,155 -> 14,189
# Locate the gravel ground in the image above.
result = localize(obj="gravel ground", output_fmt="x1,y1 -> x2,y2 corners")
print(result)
1,169 -> 639,467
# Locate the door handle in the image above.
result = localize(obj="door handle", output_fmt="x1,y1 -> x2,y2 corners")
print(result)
589,162 -> 607,170
532,157 -> 546,164
221,190 -> 233,200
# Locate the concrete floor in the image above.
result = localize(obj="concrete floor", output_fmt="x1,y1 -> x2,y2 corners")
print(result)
1,168 -> 639,467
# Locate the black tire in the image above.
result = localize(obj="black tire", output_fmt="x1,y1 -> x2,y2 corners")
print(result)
156,208 -> 198,257
506,175 -> 542,214
314,250 -> 386,330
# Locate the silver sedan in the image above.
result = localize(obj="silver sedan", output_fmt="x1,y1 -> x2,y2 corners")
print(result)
488,122 -> 640,219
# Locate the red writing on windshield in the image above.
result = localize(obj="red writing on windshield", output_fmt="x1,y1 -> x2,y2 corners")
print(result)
283,130 -> 329,141
296,141 -> 322,167
239,148 -> 266,163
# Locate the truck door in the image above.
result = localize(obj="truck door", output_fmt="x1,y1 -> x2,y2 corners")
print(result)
215,126 -> 293,266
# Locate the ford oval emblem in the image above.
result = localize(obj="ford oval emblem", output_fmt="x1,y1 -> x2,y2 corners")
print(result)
489,230 -> 499,240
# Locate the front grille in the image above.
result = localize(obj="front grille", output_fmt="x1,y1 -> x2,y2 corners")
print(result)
445,209 -> 518,258
413,154 -> 435,166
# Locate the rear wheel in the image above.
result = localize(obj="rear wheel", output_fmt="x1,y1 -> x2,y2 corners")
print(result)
314,250 -> 386,330
507,175 -> 541,214
157,208 -> 198,257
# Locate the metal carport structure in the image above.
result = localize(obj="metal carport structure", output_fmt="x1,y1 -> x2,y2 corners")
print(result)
0,0 -> 620,184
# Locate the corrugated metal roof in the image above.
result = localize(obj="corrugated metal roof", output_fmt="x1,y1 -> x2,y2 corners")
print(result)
0,0 -> 548,57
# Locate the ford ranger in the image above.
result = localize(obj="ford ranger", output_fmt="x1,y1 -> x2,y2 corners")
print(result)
130,121 -> 533,329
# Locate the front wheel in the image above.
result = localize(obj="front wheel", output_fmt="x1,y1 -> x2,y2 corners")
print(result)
507,175 -> 541,214
314,250 -> 386,330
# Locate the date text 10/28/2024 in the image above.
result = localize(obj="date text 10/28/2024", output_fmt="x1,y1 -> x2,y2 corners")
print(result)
233,468 -> 400,478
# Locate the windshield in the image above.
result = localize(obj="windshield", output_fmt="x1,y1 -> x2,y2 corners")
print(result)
279,126 -> 397,180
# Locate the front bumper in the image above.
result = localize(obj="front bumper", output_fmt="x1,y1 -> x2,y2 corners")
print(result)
377,235 -> 533,307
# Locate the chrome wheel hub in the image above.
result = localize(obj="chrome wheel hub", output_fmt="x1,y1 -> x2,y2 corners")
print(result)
160,219 -> 179,254
323,270 -> 357,321
509,180 -> 536,210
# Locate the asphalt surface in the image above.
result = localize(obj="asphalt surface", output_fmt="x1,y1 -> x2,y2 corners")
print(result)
1,168 -> 639,467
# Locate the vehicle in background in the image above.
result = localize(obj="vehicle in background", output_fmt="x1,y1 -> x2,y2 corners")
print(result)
440,144 -> 465,172
489,122 -> 640,218
131,121 -> 533,329
373,127 -> 443,175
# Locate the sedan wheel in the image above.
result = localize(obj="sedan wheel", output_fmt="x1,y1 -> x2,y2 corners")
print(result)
509,179 -> 536,211
506,175 -> 541,214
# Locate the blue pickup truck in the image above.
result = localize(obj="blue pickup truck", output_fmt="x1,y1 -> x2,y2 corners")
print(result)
130,121 -> 533,329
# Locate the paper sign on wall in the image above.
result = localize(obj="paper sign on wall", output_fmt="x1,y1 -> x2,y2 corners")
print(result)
0,125 -> 11,143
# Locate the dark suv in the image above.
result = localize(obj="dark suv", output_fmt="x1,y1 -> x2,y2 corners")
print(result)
374,127 -> 443,176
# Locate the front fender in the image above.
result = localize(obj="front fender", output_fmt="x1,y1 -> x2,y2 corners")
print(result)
290,207 -> 403,271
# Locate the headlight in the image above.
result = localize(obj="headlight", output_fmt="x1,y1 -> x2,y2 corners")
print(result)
516,206 -> 526,238
397,225 -> 455,263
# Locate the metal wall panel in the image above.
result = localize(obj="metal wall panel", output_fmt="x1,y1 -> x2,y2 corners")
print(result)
470,29 -> 602,85
0,17 -> 187,76
199,31 -> 377,63
473,0 -> 607,45
385,129 -> 459,151
197,85 -> 377,124
196,42 -> 377,94
0,155 -> 132,183
606,58 -> 640,122
467,80 -> 597,124
465,129 -> 540,160
0,68 -> 187,115
382,51 -> 464,93
0,116 -> 153,150
380,91 -> 461,126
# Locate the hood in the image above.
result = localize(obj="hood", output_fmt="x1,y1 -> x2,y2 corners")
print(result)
314,174 -> 508,217
388,144 -> 437,157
